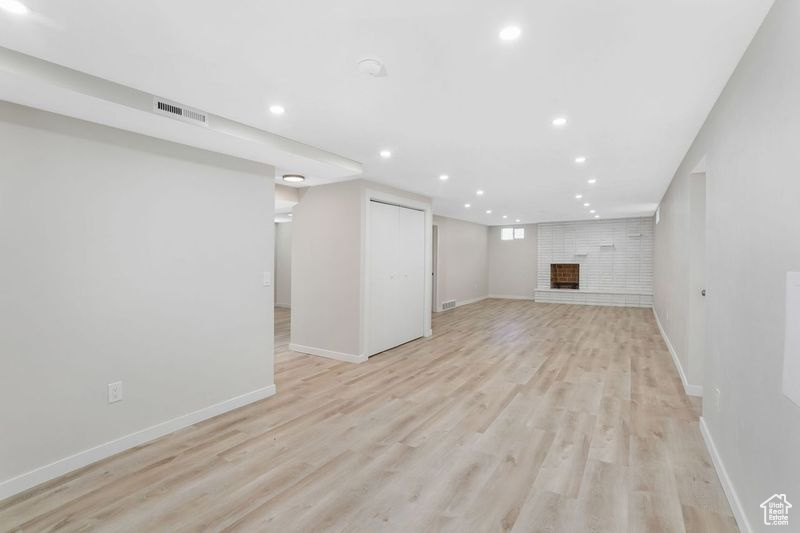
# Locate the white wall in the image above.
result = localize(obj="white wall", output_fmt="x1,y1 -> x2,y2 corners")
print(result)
274,222 -> 292,307
655,1 -> 800,530
535,218 -> 654,307
433,215 -> 488,309
488,224 -> 538,299
0,102 -> 275,497
291,180 -> 363,356
654,172 -> 692,384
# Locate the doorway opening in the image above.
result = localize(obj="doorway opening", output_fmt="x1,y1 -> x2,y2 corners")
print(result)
687,165 -> 707,393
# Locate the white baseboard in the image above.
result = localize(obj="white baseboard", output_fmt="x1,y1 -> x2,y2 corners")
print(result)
488,294 -> 535,300
652,308 -> 703,397
425,328 -> 433,337
274,303 -> 290,309
455,295 -> 488,308
289,343 -> 367,364
699,417 -> 752,533
0,384 -> 276,502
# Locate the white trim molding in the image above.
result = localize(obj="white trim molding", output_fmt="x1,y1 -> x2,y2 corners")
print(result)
699,417 -> 752,533
289,343 -> 368,364
653,308 -> 703,397
454,296 -> 488,308
0,385 -> 276,501
488,294 -> 535,301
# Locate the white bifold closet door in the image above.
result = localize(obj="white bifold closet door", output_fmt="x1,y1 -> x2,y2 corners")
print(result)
368,200 -> 425,356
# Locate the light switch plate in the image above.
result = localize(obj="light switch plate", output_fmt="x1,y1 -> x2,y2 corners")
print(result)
263,271 -> 272,287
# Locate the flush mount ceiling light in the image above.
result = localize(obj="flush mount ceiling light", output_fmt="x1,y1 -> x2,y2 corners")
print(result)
575,156 -> 587,164
594,214 -> 600,218
357,58 -> 387,78
502,215 -> 508,219
379,150 -> 392,159
515,219 -> 521,223
282,174 -> 305,183
476,190 -> 484,196
439,174 -> 449,181
269,104 -> 285,115
0,0 -> 28,14
485,210 -> 493,214
589,209 -> 596,214
575,194 -> 583,199
464,203 -> 471,208
499,26 -> 522,41
587,178 -> 597,184
583,202 -> 590,207
552,117 -> 567,127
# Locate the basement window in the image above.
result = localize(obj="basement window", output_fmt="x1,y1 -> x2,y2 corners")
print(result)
501,227 -> 525,240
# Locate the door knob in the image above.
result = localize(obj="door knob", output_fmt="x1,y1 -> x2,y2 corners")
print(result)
701,289 -> 706,296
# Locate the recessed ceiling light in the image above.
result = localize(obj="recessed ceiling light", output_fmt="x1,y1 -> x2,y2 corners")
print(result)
575,156 -> 587,164
552,117 -> 567,127
288,213 -> 293,216
589,209 -> 596,214
499,26 -> 522,41
594,214 -> 600,218
439,174 -> 449,181
502,215 -> 508,219
575,194 -> 583,199
583,203 -> 590,207
379,150 -> 392,159
476,190 -> 484,196
464,203 -> 471,208
282,174 -> 305,183
486,210 -> 492,214
515,219 -> 521,223
269,104 -> 285,115
587,178 -> 597,184
0,0 -> 28,14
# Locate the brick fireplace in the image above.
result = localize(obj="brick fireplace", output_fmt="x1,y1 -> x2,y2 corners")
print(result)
550,263 -> 579,290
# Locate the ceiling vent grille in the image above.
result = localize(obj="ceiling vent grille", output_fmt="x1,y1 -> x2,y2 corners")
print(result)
152,97 -> 208,127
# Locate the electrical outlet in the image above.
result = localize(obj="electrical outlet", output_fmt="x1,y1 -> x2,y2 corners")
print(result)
713,386 -> 721,412
108,381 -> 123,403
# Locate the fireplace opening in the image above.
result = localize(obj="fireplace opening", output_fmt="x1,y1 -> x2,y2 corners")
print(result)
551,263 -> 579,289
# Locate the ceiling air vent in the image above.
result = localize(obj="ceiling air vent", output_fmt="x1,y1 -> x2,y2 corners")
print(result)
152,97 -> 209,127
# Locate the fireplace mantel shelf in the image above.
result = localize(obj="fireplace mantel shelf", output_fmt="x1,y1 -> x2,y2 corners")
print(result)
536,287 -> 652,295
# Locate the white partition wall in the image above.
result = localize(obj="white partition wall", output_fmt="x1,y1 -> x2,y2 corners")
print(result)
535,217 -> 654,307
367,201 -> 426,355
290,180 -> 432,363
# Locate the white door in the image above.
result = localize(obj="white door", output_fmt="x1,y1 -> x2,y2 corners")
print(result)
368,201 -> 425,356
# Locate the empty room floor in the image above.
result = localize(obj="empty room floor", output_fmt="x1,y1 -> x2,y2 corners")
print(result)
0,300 -> 733,532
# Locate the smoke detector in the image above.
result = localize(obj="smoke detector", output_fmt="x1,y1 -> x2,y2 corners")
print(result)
357,58 -> 387,78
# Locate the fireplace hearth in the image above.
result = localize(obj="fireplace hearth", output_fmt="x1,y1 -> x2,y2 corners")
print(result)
551,263 -> 579,289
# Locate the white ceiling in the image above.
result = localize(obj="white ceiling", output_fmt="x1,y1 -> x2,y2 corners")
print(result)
0,0 -> 773,224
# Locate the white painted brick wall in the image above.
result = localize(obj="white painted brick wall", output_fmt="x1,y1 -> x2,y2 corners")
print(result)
535,217 -> 654,307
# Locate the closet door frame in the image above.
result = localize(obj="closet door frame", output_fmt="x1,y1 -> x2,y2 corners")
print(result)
361,189 -> 433,358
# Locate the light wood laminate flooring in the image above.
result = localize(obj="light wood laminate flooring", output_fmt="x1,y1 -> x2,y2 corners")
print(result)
0,299 -> 734,532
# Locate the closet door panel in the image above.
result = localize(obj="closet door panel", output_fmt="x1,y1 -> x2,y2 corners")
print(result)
367,201 -> 400,355
395,206 -> 425,345
367,201 -> 425,357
